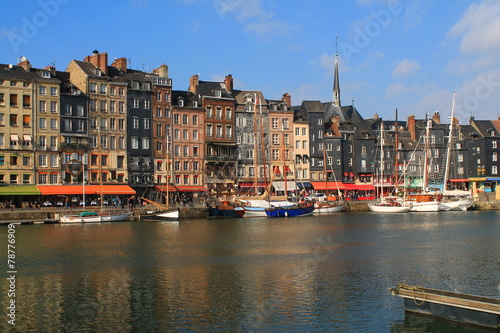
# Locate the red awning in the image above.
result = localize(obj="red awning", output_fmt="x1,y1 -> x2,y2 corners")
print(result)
449,179 -> 469,182
176,186 -> 208,192
342,183 -> 375,191
88,185 -> 136,195
156,185 -> 178,192
284,166 -> 291,172
310,181 -> 345,191
238,182 -> 269,188
273,166 -> 281,174
37,185 -> 97,195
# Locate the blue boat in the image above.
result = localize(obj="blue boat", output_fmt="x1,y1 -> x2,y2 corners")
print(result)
207,205 -> 245,218
265,203 -> 314,218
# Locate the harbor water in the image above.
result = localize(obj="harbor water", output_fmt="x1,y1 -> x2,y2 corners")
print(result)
1,211 -> 499,332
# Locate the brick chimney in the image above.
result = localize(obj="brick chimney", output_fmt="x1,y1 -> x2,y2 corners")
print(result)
44,65 -> 56,76
281,93 -> 291,106
84,50 -> 108,74
432,111 -> 441,124
407,115 -> 416,140
224,74 -> 233,92
452,117 -> 459,125
111,57 -> 127,72
153,63 -> 169,77
189,74 -> 199,93
17,58 -> 31,71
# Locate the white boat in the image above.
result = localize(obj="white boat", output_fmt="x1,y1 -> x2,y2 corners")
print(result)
409,200 -> 449,212
240,199 -> 293,218
368,202 -> 411,213
314,202 -> 345,214
60,211 -> 131,223
441,197 -> 473,211
140,209 -> 179,221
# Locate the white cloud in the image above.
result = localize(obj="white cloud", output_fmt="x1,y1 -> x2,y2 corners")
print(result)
391,59 -> 421,78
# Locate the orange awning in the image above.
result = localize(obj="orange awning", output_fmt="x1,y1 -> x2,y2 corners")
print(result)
37,185 -> 97,195
88,185 -> 136,195
310,182 -> 345,191
342,183 -> 375,191
176,186 -> 208,192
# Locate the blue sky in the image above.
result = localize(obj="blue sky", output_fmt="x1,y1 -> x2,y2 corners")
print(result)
1,0 -> 499,124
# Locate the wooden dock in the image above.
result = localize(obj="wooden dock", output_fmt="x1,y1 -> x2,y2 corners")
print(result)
390,283 -> 500,329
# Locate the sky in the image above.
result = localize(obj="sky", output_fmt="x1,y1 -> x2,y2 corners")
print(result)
1,0 -> 499,124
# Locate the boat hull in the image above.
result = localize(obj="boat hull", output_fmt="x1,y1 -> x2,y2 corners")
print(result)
409,201 -> 448,212
367,203 -> 411,213
313,203 -> 345,214
265,204 -> 315,218
60,212 -> 130,223
141,209 -> 179,221
442,198 -> 473,211
208,205 -> 245,218
242,206 -> 268,217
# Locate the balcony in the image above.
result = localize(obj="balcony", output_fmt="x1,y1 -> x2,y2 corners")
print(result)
60,143 -> 89,151
205,155 -> 238,162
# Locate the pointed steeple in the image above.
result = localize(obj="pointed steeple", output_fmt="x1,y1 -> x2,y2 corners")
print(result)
333,36 -> 341,107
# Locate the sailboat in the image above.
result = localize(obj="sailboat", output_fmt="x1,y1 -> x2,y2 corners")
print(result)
406,115 -> 449,212
439,92 -> 473,211
313,144 -> 345,214
368,121 -> 411,213
140,134 -> 179,220
60,129 -> 131,223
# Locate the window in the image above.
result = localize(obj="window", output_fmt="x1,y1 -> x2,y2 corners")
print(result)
119,88 -> 125,96
38,154 -> 47,167
77,105 -> 84,116
100,100 -> 107,112
182,114 -> 188,125
133,99 -> 139,108
318,118 -> 323,125
110,136 -> 116,149
50,155 -> 58,167
118,137 -> 125,150
109,101 -> 115,113
183,129 -> 188,140
206,124 -> 213,137
133,117 -> 139,129
110,87 -> 115,96
226,125 -> 232,138
433,149 -> 439,158
493,152 -> 498,162
50,118 -> 57,130
39,118 -> 47,129
174,145 -> 180,157
100,84 -> 107,94
144,100 -> 150,109
272,134 -> 279,145
90,83 -> 97,94
50,87 -> 57,96
39,86 -> 46,95
205,105 -> 212,118
192,115 -> 198,125
430,135 -> 436,144
174,129 -> 180,140
144,118 -> 150,129
173,114 -> 180,124
216,125 -> 222,138
216,107 -> 222,119
272,118 -> 278,129
22,95 -> 30,108
50,101 -> 57,113
100,118 -> 107,130
23,155 -> 30,165
272,149 -> 279,161
282,118 -> 289,129
492,166 -> 498,175
38,173 -> 46,184
193,146 -> 199,156
183,145 -> 189,156
119,101 -> 125,113
178,99 -> 184,107
237,117 -> 246,127
131,137 -> 138,149
225,108 -> 232,120
246,149 -> 254,159
493,141 -> 498,149
142,137 -> 149,149
458,154 -> 463,162
119,119 -> 125,131
100,135 -> 107,148
302,128 -> 307,136
39,100 -> 46,113
90,99 -> 97,111
23,115 -> 30,127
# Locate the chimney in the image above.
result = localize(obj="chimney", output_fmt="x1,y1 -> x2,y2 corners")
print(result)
373,113 -> 379,119
154,63 -> 169,77
111,57 -> 127,72
83,50 -> 108,74
281,93 -> 291,106
189,74 -> 199,93
329,115 -> 341,136
407,115 -> 416,140
432,111 -> 441,124
224,74 -> 233,92
44,65 -> 56,76
17,58 -> 31,71
452,117 -> 459,125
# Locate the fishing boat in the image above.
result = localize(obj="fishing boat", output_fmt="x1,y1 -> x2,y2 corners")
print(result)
265,202 -> 314,218
207,204 -> 245,218
390,283 -> 500,329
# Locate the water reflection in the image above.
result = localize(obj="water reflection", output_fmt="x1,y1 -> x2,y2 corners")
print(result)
1,211 -> 498,331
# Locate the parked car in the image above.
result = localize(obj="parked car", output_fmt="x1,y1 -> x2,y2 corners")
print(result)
305,193 -> 327,202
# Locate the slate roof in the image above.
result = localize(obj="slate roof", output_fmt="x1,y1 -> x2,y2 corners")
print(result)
171,90 -> 199,107
196,80 -> 233,99
0,64 -> 34,80
470,120 -> 500,138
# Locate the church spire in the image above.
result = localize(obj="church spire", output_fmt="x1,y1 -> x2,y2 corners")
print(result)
333,36 -> 341,107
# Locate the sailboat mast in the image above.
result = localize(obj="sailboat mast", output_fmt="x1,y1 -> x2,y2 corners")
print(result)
422,114 -> 431,192
282,124 -> 288,196
443,92 -> 456,192
380,123 -> 385,198
394,109 -> 399,194
98,127 -> 103,212
253,93 -> 259,196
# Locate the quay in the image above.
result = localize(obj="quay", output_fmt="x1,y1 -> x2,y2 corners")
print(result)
391,283 -> 500,329
0,199 -> 498,223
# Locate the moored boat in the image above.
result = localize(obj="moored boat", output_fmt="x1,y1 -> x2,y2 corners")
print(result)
265,203 -> 314,218
207,204 -> 245,218
60,211 -> 131,223
313,202 -> 345,214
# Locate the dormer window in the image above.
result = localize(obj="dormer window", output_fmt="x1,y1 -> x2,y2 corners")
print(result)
132,81 -> 139,89
41,71 -> 50,78
178,98 -> 184,107
95,69 -> 102,76
214,90 -> 222,98
244,94 -> 253,103
192,101 -> 198,107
